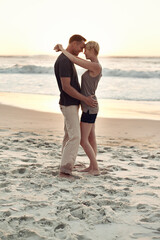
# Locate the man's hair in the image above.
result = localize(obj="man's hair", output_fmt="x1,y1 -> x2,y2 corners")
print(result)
69,34 -> 86,44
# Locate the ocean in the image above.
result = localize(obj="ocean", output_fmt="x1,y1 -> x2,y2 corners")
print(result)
0,55 -> 160,119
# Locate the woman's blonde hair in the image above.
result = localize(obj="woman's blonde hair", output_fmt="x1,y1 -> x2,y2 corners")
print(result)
85,41 -> 100,56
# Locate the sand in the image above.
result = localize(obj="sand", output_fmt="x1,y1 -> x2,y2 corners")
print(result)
0,103 -> 160,240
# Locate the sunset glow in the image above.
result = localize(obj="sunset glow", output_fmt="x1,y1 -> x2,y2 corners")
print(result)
0,0 -> 160,56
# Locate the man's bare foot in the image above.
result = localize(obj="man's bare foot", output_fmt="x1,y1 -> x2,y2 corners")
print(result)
79,166 -> 92,172
59,172 -> 81,179
88,169 -> 100,176
59,172 -> 74,179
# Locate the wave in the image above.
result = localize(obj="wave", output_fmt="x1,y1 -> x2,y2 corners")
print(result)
0,64 -> 54,74
102,68 -> 160,79
0,64 -> 160,79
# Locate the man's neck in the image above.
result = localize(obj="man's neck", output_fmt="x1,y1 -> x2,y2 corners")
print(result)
66,46 -> 75,55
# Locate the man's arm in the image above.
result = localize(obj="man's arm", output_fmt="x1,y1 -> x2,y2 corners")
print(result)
61,77 -> 97,107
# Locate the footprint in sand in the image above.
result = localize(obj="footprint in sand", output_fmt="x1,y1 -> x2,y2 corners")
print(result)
74,234 -> 92,240
17,229 -> 44,240
0,145 -> 9,150
148,167 -> 159,170
54,223 -> 69,239
11,168 -> 26,175
34,218 -> 53,228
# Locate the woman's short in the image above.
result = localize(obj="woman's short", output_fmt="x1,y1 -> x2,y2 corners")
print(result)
81,110 -> 97,124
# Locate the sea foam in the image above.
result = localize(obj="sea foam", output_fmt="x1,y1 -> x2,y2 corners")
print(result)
0,64 -> 160,79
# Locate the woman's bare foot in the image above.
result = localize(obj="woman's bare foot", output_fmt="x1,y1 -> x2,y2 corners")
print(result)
79,166 -> 92,172
88,169 -> 100,176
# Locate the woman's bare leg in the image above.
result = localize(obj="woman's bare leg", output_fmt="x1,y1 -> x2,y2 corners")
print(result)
80,122 -> 99,174
80,122 -> 93,172
88,124 -> 97,156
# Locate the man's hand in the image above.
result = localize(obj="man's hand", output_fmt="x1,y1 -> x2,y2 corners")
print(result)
54,44 -> 63,52
84,95 -> 98,107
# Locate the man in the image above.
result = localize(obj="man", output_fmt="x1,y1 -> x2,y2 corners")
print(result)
54,34 -> 97,178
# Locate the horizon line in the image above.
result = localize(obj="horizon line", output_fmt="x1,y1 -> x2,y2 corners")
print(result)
0,54 -> 160,58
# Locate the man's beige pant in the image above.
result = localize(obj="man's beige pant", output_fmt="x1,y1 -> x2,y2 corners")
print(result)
60,105 -> 80,174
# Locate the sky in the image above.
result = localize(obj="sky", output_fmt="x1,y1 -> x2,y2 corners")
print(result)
0,0 -> 160,56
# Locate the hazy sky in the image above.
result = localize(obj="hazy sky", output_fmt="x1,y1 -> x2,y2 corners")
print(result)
0,0 -> 160,56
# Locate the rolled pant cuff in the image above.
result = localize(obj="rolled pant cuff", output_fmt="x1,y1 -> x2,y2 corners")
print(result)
60,164 -> 72,175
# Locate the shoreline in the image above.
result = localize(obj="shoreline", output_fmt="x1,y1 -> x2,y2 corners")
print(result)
0,92 -> 160,121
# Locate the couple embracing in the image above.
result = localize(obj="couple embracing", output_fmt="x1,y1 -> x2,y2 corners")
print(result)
54,34 -> 102,178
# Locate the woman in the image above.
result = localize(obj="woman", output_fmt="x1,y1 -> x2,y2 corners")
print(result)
54,41 -> 102,175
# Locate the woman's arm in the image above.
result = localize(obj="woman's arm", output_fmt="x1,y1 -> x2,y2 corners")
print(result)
54,44 -> 101,72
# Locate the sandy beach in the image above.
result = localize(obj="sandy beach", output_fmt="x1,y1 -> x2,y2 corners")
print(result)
1,0 -> 160,237
0,103 -> 160,240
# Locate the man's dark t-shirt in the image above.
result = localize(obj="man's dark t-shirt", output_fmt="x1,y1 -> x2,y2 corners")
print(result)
54,53 -> 80,106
